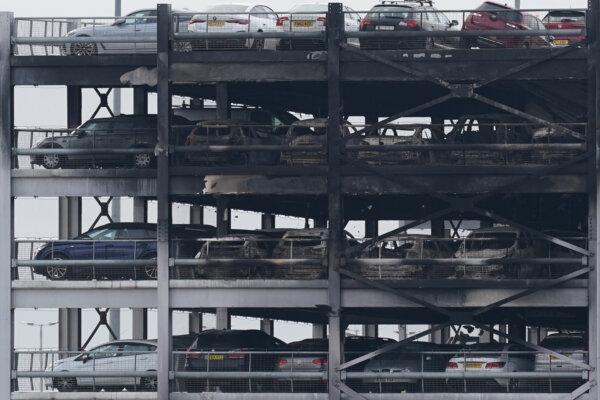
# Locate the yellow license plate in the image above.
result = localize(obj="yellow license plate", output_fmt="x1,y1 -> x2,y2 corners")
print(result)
465,362 -> 483,369
553,39 -> 569,45
293,20 -> 314,27
208,21 -> 225,27
208,354 -> 225,361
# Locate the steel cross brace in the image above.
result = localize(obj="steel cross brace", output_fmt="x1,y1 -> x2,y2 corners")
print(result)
90,196 -> 114,229
90,88 -> 115,119
341,41 -> 586,141
449,220 -> 463,238
80,308 -> 119,350
338,266 -> 591,371
565,380 -> 594,400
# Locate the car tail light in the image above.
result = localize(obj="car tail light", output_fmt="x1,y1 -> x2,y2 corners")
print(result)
360,19 -> 371,29
227,352 -> 246,359
276,358 -> 288,367
276,16 -> 289,26
506,22 -> 520,29
447,361 -> 459,369
317,16 -> 327,26
485,362 -> 506,369
312,357 -> 327,366
405,19 -> 418,29
185,352 -> 202,361
189,16 -> 206,24
227,18 -> 250,25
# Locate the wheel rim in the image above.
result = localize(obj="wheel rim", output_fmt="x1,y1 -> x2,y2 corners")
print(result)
47,258 -> 67,279
143,377 -> 157,391
57,377 -> 74,391
43,154 -> 60,169
135,153 -> 152,168
73,42 -> 96,56
144,259 -> 157,279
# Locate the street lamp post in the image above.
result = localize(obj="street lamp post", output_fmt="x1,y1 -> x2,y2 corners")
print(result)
21,321 -> 58,351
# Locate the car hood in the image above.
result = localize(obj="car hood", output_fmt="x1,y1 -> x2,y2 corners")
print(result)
46,354 -> 80,371
67,24 -> 114,37
35,136 -> 70,147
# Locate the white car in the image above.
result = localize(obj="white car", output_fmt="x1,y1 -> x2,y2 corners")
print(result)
276,3 -> 362,49
46,340 -> 157,392
446,343 -> 534,387
188,4 -> 280,50
64,9 -> 190,55
535,333 -> 587,372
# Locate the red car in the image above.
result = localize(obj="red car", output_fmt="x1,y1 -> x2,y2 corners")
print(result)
462,1 -> 552,48
542,10 -> 586,46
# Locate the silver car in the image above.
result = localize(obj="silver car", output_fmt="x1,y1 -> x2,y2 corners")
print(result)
535,333 -> 587,372
46,340 -> 157,392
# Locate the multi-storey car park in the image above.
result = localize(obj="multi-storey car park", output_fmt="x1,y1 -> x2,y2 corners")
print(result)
0,1 -> 599,399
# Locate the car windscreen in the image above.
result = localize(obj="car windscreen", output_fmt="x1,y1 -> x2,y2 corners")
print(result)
80,227 -> 117,240
367,6 -> 414,19
541,336 -> 586,350
477,2 -> 522,23
466,232 -> 517,251
544,11 -> 585,22
206,5 -> 248,13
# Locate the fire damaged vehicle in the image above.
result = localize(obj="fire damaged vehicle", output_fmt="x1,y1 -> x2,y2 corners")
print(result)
271,228 -> 329,279
454,226 -> 537,279
194,234 -> 276,279
359,235 -> 455,279
184,119 -> 281,166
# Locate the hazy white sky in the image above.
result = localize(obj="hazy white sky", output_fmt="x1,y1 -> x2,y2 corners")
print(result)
4,0 -> 587,351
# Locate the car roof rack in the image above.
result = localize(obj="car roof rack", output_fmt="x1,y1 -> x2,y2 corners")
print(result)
381,0 -> 434,6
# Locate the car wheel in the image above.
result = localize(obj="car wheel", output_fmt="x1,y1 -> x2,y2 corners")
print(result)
42,154 -> 62,169
133,152 -> 154,169
46,256 -> 68,280
71,40 -> 98,56
53,376 -> 77,392
140,374 -> 158,391
140,255 -> 157,280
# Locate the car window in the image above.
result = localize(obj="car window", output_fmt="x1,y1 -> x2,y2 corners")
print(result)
367,6 -> 414,19
89,344 -> 120,359
122,343 -> 155,353
118,228 -> 156,240
124,11 -> 154,25
84,227 -> 118,240
81,120 -> 115,135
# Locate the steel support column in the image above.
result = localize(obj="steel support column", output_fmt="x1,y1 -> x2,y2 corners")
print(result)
216,198 -> 231,237
216,82 -> 230,120
190,205 -> 204,225
134,86 -> 149,115
313,324 -> 327,339
260,319 -> 274,336
216,308 -> 230,330
66,86 -> 82,129
58,309 -> 80,352
188,312 -> 202,334
156,4 -> 172,399
326,5 -> 344,399
132,198 -> 148,340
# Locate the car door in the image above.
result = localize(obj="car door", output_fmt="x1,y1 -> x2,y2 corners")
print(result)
107,11 -> 155,53
122,342 -> 157,385
77,344 -> 121,387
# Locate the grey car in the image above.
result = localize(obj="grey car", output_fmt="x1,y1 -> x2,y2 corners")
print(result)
31,114 -> 193,169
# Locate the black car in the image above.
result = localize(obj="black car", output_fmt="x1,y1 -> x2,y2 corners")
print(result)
33,223 -> 215,280
183,329 -> 287,392
30,114 -> 193,169
359,1 -> 460,50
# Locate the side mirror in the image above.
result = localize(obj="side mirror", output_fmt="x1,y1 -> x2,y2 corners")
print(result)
113,18 -> 126,26
81,354 -> 91,363
76,130 -> 86,138
451,20 -> 459,26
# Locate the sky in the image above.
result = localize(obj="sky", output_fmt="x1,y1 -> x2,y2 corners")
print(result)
3,0 -> 586,353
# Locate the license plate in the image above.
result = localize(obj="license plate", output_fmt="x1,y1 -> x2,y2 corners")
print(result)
376,25 -> 394,30
465,362 -> 483,369
293,20 -> 314,27
208,354 -> 224,361
553,39 -> 569,45
208,21 -> 225,27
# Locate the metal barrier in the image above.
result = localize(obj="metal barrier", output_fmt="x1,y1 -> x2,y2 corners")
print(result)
10,8 -> 587,56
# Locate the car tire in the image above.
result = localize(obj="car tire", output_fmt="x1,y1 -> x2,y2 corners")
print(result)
138,254 -> 157,280
41,153 -> 63,169
45,256 -> 69,280
53,376 -> 77,392
133,152 -> 154,169
71,38 -> 98,56
140,373 -> 158,391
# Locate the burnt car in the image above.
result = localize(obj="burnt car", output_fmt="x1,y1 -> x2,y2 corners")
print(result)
275,336 -> 397,392
353,124 -> 433,165
31,114 -> 193,169
462,2 -> 552,48
32,223 -> 215,280
454,226 -> 537,279
529,127 -> 585,165
183,329 -> 286,392
281,119 -> 328,165
360,235 -> 456,279
194,234 -> 276,279
271,228 -> 328,279
542,10 -> 586,46
363,342 -> 450,392
359,1 -> 460,50
184,119 -> 281,165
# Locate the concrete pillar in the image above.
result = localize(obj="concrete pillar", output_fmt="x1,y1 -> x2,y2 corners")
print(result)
314,218 -> 327,229
361,324 -> 378,338
133,198 -> 147,223
216,198 -> 231,237
108,309 -> 121,340
216,308 -> 230,330
131,309 -> 147,340
133,86 -> 148,115
508,320 -> 527,342
190,205 -> 204,225
431,219 -> 445,237
431,329 -> 443,344
261,213 -> 275,230
58,197 -> 81,240
397,325 -> 407,340
58,309 -> 81,352
260,319 -> 274,336
189,312 -> 203,334
66,86 -> 82,129
216,82 -> 230,119
312,324 -> 326,339
479,328 -> 491,343
497,324 -> 509,343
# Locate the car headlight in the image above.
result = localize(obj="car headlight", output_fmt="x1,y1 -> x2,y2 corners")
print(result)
46,360 -> 64,371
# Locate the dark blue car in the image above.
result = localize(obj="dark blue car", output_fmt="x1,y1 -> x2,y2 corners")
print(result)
33,223 -> 215,280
